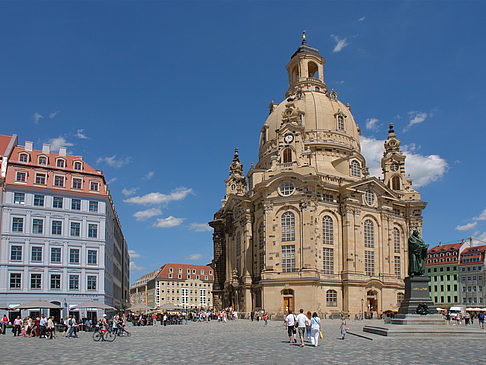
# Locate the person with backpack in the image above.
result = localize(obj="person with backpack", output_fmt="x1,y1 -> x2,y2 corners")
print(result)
478,311 -> 484,329
67,315 -> 78,338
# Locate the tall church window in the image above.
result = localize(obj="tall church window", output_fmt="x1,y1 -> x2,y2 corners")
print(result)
394,256 -> 401,278
323,216 -> 334,245
323,248 -> 334,274
281,212 -> 295,241
391,176 -> 401,190
337,115 -> 345,130
308,61 -> 318,78
258,223 -> 264,249
236,232 -> 241,274
393,228 -> 401,254
365,251 -> 374,276
364,219 -> 374,248
350,160 -> 361,177
326,290 -> 337,307
283,148 -> 292,163
282,245 -> 295,272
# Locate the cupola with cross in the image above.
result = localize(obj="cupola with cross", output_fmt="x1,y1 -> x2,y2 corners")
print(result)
381,123 -> 420,200
285,31 -> 327,97
224,148 -> 247,200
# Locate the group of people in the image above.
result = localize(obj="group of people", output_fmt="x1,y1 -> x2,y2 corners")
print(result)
285,309 -> 349,347
444,311 -> 485,328
1,314 -> 57,338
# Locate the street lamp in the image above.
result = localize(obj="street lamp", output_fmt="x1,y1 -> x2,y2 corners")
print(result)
361,298 -> 364,320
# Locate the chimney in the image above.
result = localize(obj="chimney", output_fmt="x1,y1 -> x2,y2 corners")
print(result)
25,141 -> 33,151
42,144 -> 50,155
59,147 -> 67,157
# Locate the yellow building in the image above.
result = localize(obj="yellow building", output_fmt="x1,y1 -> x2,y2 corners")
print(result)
210,36 -> 426,317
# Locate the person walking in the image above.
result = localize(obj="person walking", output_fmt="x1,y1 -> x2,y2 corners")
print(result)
67,315 -> 78,338
339,319 -> 348,340
305,311 -> 312,341
309,312 -> 321,347
263,313 -> 268,326
285,310 -> 297,343
47,316 -> 56,339
478,311 -> 485,329
1,314 -> 8,334
295,309 -> 309,347
39,314 -> 48,338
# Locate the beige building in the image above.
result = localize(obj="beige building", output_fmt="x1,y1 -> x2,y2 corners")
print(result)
210,36 -> 426,317
130,264 -> 214,309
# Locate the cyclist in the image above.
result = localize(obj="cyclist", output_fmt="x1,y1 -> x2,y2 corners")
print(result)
101,314 -> 109,329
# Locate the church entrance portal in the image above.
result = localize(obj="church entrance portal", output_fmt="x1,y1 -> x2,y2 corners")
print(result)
282,289 -> 294,314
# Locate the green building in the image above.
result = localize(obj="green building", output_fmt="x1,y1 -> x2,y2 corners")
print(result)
426,242 -> 466,308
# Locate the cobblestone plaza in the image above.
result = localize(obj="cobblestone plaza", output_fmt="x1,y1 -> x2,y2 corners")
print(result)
1,319 -> 484,364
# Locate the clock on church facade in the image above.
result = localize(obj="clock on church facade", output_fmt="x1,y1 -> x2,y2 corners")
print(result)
210,36 -> 426,317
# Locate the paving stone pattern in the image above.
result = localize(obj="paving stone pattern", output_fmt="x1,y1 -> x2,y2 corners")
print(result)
0,319 -> 484,364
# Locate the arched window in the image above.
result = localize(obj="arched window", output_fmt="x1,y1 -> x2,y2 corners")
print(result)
393,228 -> 400,254
337,115 -> 345,130
391,176 -> 401,190
326,290 -> 337,307
56,158 -> 65,168
350,160 -> 361,177
283,148 -> 292,163
281,212 -> 295,242
292,66 -> 299,83
364,219 -> 374,248
258,223 -> 264,249
308,61 -> 318,78
74,161 -> 82,171
38,156 -> 47,165
323,216 -> 334,245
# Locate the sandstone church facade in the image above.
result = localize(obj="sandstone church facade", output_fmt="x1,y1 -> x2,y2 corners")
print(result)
210,37 -> 426,317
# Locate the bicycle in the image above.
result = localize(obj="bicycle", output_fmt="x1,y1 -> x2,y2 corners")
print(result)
93,326 -> 116,342
116,326 -> 130,337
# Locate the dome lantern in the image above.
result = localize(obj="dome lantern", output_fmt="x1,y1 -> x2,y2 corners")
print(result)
286,32 -> 327,96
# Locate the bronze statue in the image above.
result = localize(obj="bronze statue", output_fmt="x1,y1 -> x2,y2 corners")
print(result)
408,229 -> 428,276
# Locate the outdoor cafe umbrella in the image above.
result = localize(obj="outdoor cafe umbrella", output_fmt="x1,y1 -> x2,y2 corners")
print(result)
128,303 -> 151,312
158,303 -> 182,311
18,299 -> 62,310
75,300 -> 115,310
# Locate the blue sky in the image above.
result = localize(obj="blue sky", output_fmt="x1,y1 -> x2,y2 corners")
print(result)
1,1 -> 486,282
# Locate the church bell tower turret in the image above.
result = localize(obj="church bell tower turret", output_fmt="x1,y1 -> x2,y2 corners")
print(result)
223,148 -> 247,204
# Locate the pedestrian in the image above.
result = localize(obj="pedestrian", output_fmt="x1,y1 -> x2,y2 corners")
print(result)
163,313 -> 168,326
13,316 -> 22,336
1,314 -> 8,334
251,311 -> 254,322
309,312 -> 321,347
295,309 -> 309,347
263,313 -> 268,326
465,312 -> 470,326
67,315 -> 78,338
34,317 -> 41,337
478,311 -> 485,329
284,310 -> 297,343
47,316 -> 56,339
40,314 -> 48,338
305,311 -> 312,341
339,319 -> 348,340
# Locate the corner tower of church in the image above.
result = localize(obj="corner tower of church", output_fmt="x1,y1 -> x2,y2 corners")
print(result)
211,34 -> 427,318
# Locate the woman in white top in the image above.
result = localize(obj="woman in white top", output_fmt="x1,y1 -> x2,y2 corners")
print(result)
310,312 -> 321,347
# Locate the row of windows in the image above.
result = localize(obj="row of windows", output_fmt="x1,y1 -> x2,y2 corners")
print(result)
9,272 -> 97,290
167,268 -> 212,275
168,273 -> 209,280
462,285 -> 482,292
462,297 -> 484,304
15,171 -> 99,191
18,153 -> 84,171
427,251 -> 458,258
461,266 -> 483,272
11,217 -> 98,238
13,193 -> 99,212
430,284 -> 459,292
160,282 -> 211,287
461,275 -> 483,282
427,266 -> 458,273
10,245 -> 98,265
433,296 -> 459,304
430,274 -> 458,281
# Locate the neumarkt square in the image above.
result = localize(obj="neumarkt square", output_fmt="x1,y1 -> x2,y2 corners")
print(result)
0,319 -> 484,364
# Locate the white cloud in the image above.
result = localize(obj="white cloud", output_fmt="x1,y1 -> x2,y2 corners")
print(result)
75,129 -> 88,139
358,16 -> 366,22
361,136 -> 448,188
49,111 -> 59,119
365,118 -> 379,130
473,208 -> 486,221
405,111 -> 428,130
144,171 -> 155,180
456,222 -> 478,231
33,112 -> 44,124
96,155 -> 132,168
46,136 -> 74,152
107,177 -> 118,184
331,34 -> 349,53
186,253 -> 203,261
124,187 -> 192,205
153,216 -> 184,228
130,261 -> 144,271
133,208 -> 162,221
122,187 -> 138,197
128,250 -> 141,258
190,223 -> 213,232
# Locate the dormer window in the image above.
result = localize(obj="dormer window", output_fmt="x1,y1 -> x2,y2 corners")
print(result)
350,160 -> 361,177
38,156 -> 47,165
74,161 -> 82,171
56,159 -> 65,168
19,153 -> 29,162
